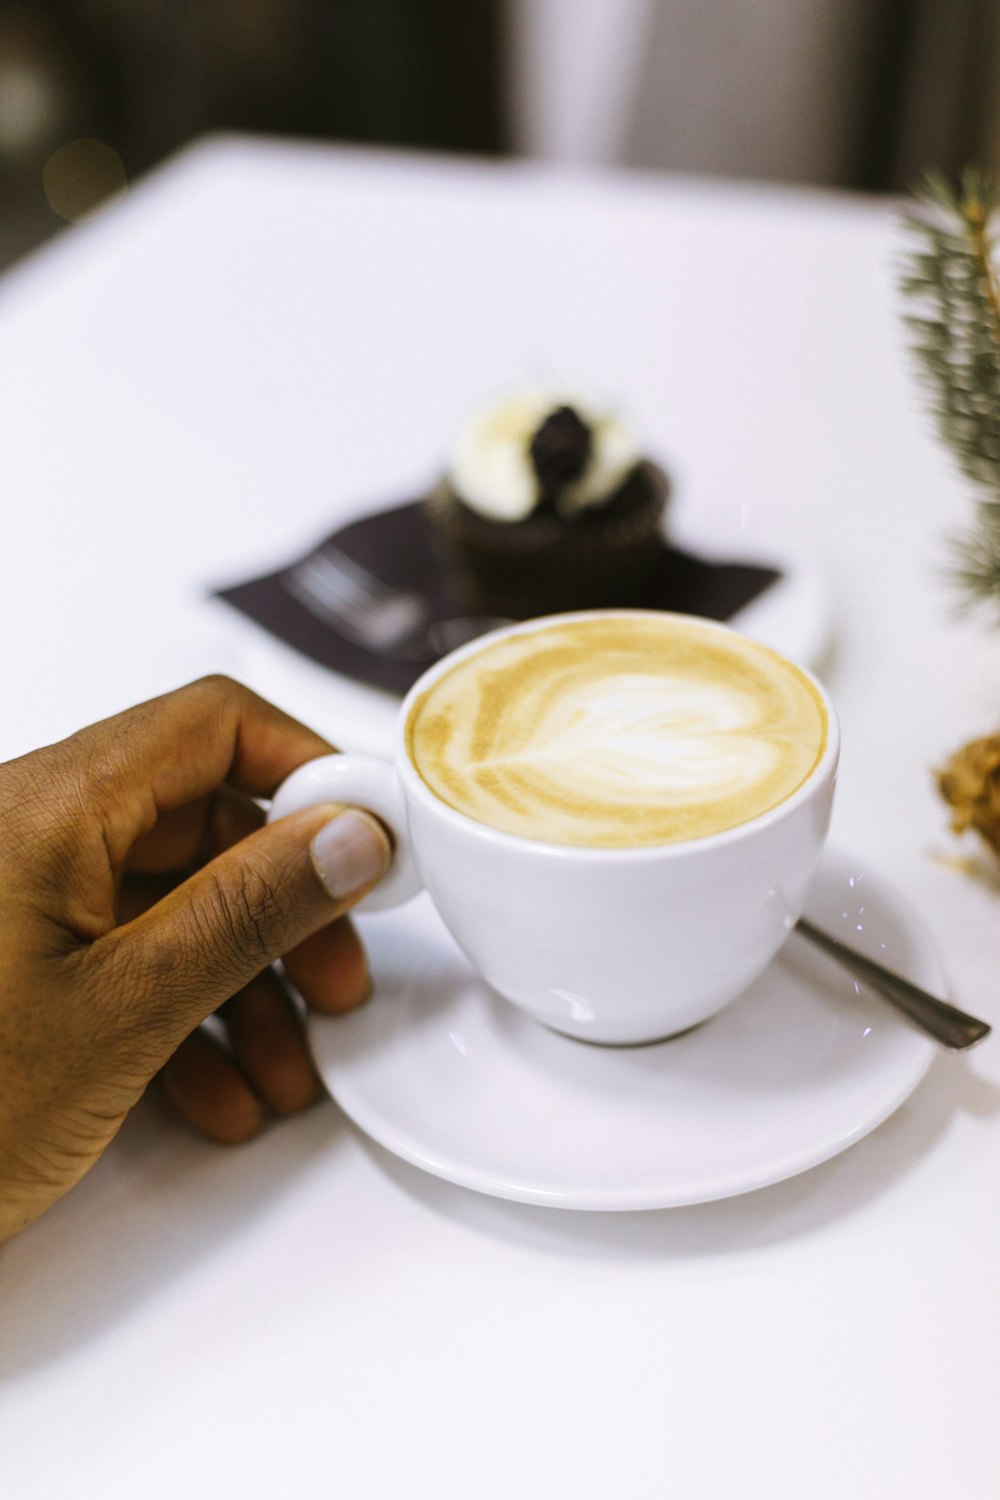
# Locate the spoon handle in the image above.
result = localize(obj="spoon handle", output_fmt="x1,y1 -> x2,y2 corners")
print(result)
795,918 -> 991,1051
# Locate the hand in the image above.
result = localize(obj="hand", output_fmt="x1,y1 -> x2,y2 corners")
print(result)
0,676 -> 391,1242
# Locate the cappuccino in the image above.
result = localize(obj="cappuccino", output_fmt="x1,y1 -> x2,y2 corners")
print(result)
406,613 -> 827,847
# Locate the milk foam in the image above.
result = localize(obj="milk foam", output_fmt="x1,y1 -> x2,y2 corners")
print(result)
406,615 -> 827,847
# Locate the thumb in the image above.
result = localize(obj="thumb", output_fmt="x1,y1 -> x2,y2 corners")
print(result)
108,804 -> 391,1038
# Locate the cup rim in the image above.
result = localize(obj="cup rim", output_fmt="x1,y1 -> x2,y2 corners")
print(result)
396,608 -> 839,862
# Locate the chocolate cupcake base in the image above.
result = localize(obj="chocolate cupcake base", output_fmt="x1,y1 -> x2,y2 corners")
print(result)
427,460 -> 669,619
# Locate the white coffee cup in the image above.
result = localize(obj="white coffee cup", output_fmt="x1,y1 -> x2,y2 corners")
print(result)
270,612 -> 839,1045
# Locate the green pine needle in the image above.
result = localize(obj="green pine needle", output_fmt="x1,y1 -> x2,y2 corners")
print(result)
900,168 -> 1000,615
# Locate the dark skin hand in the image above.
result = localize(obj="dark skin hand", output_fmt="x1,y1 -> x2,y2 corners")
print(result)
0,676 -> 391,1243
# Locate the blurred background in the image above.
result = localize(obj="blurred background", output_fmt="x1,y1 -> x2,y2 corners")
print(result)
2,0 -> 999,272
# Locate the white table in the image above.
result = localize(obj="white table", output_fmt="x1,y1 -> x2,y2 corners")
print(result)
2,136 -> 999,1499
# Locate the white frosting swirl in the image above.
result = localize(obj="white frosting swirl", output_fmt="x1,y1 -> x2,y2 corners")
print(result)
448,387 -> 640,522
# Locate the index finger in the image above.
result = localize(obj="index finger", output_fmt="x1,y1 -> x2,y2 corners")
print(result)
60,675 -> 334,847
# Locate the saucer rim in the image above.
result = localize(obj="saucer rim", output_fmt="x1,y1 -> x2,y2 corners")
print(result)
308,846 -> 938,1211
325,1045 -> 936,1213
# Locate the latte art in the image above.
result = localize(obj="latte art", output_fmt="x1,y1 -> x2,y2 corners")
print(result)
406,615 -> 828,847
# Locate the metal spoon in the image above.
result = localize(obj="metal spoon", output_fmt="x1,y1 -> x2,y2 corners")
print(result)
795,917 -> 991,1051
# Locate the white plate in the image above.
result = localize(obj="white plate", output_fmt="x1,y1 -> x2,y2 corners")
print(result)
309,846 -> 938,1211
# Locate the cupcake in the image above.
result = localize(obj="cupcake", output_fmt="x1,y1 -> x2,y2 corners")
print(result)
428,388 -> 669,618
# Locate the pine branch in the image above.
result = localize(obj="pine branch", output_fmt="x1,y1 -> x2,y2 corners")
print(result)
900,169 -> 1000,614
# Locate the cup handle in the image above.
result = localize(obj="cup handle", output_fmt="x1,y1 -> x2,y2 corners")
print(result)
267,754 -> 422,912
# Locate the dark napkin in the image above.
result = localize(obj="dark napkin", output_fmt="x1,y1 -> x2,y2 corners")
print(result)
215,499 -> 781,695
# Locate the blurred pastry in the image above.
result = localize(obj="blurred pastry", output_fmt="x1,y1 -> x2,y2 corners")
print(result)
428,387 -> 669,617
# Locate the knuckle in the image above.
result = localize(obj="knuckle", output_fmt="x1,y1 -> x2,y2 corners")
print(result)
190,672 -> 239,698
54,715 -> 143,818
204,859 -> 285,971
185,673 -> 252,712
0,744 -> 64,829
0,747 -> 86,888
0,771 -> 38,853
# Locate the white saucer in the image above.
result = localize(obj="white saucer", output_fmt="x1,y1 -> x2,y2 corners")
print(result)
308,847 -> 938,1210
